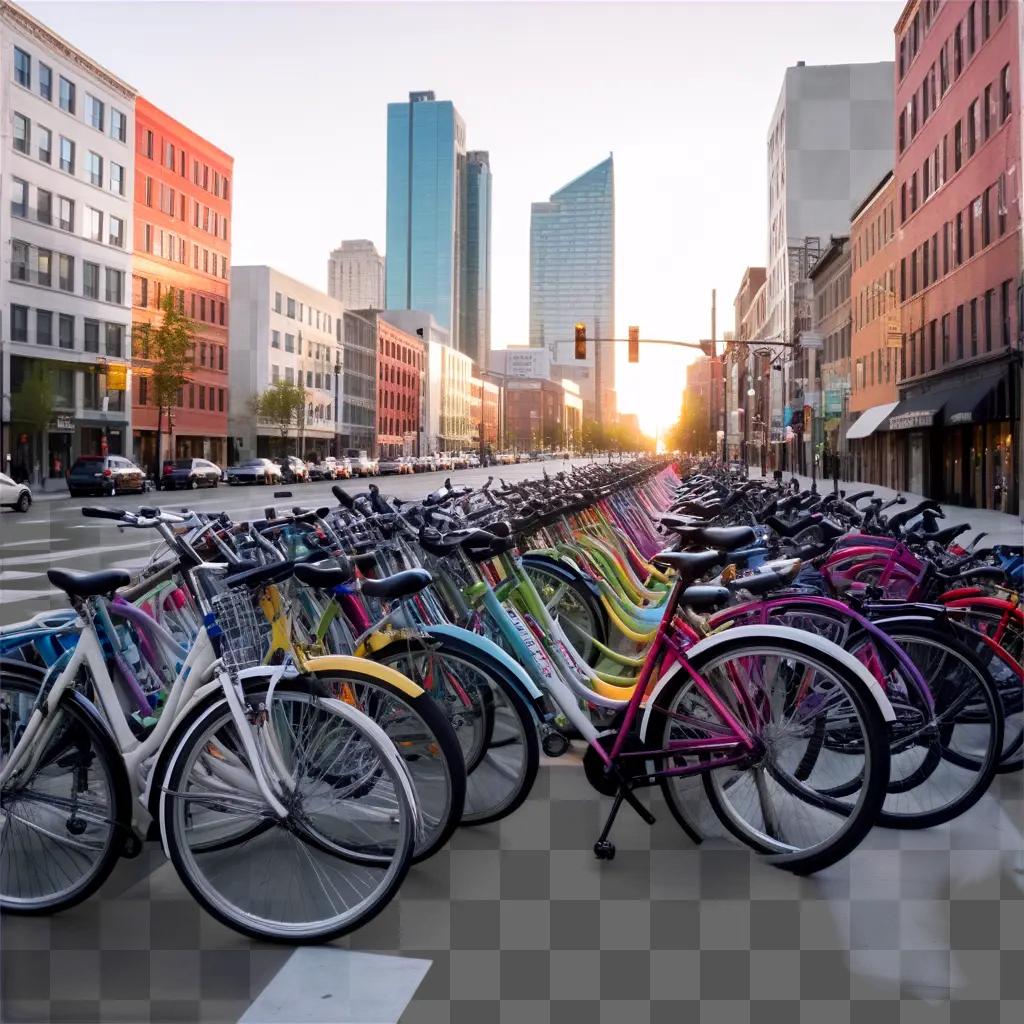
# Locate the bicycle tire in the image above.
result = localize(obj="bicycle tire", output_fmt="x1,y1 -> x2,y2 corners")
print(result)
1,673 -> 131,915
522,555 -> 608,667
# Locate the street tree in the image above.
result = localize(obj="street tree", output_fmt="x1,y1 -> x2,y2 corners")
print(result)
255,380 -> 307,454
133,290 -> 196,476
10,362 -> 55,482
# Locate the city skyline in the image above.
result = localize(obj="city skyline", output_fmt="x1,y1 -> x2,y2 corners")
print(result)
24,0 -> 903,434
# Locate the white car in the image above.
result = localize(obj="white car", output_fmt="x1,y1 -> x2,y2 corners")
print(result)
0,472 -> 31,512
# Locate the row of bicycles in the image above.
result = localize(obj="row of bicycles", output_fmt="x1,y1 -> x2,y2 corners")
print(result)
0,456 -> 1019,944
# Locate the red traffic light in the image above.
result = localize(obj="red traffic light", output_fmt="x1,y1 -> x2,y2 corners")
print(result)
628,326 -> 639,363
574,322 -> 587,360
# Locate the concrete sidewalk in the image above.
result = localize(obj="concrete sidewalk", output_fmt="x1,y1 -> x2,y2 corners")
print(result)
747,467 -> 1024,547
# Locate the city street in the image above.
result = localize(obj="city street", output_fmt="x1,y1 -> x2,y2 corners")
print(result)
0,458 -> 593,627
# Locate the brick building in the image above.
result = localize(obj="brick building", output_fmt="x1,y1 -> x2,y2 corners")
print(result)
131,97 -> 232,472
891,0 -> 1020,509
374,317 -> 424,458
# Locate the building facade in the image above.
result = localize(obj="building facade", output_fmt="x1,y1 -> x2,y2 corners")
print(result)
326,239 -> 383,310
503,377 -> 581,451
131,96 -> 232,473
228,266 -> 344,460
350,312 -> 423,458
340,310 -> 377,454
2,2 -> 135,484
459,150 -> 491,367
529,155 -> 616,422
423,339 -> 474,453
891,0 -> 1020,510
847,172 -> 901,488
681,356 -> 723,455
808,237 -> 852,470
386,92 -> 463,345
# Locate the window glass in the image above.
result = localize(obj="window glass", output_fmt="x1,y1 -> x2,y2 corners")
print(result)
14,46 -> 30,87
59,135 -> 74,173
58,76 -> 75,114
13,112 -> 29,153
86,94 -> 104,131
110,108 -> 126,142
37,125 -> 51,163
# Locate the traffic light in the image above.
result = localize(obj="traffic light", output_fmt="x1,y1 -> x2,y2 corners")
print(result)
628,326 -> 639,363
574,322 -> 587,360
699,339 -> 716,358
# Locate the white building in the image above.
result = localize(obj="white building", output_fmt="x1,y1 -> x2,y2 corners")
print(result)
327,239 -> 383,310
229,266 -> 345,459
1,1 -> 136,484
423,339 -> 473,453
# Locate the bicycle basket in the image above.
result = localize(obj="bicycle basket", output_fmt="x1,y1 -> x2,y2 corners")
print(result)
207,584 -> 272,675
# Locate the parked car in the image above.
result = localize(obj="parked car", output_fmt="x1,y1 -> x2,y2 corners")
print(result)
0,472 -> 31,512
68,455 -> 146,497
434,453 -> 454,472
378,456 -> 403,475
451,453 -> 470,470
273,456 -> 309,483
496,452 -> 516,465
398,457 -> 415,475
226,458 -> 282,486
352,453 -> 379,477
337,457 -> 353,479
466,453 -> 481,469
161,457 -> 222,490
413,455 -> 434,473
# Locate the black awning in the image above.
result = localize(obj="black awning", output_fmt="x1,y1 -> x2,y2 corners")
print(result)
887,390 -> 944,431
942,364 -> 1012,426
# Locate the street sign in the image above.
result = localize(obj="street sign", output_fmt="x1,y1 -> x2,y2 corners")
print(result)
106,363 -> 128,390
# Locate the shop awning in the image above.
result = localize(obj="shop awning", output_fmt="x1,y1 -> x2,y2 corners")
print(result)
846,401 -> 899,440
887,391 -> 944,431
941,365 -> 1009,425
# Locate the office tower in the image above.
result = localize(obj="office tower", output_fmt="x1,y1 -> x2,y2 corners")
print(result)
529,155 -> 615,421
327,239 -> 384,310
459,150 -> 491,367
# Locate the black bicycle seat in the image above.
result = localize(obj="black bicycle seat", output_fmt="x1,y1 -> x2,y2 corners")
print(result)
223,560 -> 294,590
47,568 -> 131,599
679,585 -> 730,610
362,568 -> 432,600
651,549 -> 723,582
293,560 -> 355,591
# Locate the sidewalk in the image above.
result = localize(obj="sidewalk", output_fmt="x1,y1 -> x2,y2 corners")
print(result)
747,467 -> 1024,547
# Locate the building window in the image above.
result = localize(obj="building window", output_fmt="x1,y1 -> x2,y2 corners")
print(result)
83,261 -> 100,299
956,304 -> 965,358
967,99 -> 978,156
1002,280 -> 1012,346
198,385 -> 205,410
108,215 -> 124,248
105,267 -> 124,305
84,319 -> 99,352
87,206 -> 102,242
271,364 -> 280,383
271,330 -> 280,349
58,313 -> 74,350
144,129 -> 154,159
38,125 -> 51,163
997,174 -> 1007,235
105,323 -> 123,357
52,193 -> 74,233
85,94 -> 104,131
110,108 -> 126,143
955,210 -> 963,264
37,310 -> 53,346
218,346 -> 224,370
13,46 -> 31,87
218,389 -> 225,413
11,305 -> 28,342
941,313 -> 950,364
13,112 -> 29,153
953,23 -> 962,76
58,75 -> 74,113
59,135 -> 74,173
1001,65 -> 1012,123
285,333 -> 295,353
286,297 -> 296,319
11,240 -> 28,281
58,254 -> 73,292
954,121 -> 962,170
10,177 -> 27,218
87,151 -> 102,187
33,248 -> 51,288
983,83 -> 993,140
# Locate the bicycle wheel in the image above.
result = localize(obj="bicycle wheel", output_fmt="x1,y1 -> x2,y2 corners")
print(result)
522,557 -> 607,667
1,675 -> 130,914
159,679 -> 415,944
306,666 -> 466,862
648,634 -> 889,875
861,622 -> 1003,827
369,634 -> 540,825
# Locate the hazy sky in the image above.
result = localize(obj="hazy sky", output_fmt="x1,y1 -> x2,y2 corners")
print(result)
27,0 -> 901,434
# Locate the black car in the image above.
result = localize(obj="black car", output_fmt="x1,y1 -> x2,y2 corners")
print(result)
67,455 -> 146,497
273,455 -> 309,483
160,458 -> 222,490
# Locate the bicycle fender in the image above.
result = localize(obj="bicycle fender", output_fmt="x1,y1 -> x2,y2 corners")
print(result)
418,623 -> 545,701
300,654 -> 425,700
522,553 -> 602,601
643,624 -> 896,725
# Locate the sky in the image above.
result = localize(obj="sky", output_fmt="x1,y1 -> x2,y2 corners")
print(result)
26,0 -> 902,437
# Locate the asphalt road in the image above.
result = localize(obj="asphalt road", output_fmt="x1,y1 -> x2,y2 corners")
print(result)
0,457 -> 599,625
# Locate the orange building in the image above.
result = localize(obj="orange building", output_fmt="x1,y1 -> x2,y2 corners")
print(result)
131,97 -> 233,473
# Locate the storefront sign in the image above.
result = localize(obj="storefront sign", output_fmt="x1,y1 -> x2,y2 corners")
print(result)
885,316 -> 902,348
51,416 -> 74,432
106,363 -> 128,391
888,410 -> 936,430
946,410 -> 976,425
824,388 -> 845,414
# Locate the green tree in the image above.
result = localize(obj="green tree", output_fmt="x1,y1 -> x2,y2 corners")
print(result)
133,290 -> 196,475
255,380 -> 307,454
10,362 -> 55,482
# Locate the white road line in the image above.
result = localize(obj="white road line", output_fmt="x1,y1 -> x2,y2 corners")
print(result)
1,540 -> 159,567
239,948 -> 431,1024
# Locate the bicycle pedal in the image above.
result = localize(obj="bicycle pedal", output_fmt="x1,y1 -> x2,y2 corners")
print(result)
593,840 -> 616,860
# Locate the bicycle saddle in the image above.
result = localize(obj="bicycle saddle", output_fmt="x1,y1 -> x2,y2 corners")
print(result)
47,568 -> 131,599
362,568 -> 433,600
683,526 -> 757,551
294,560 -> 355,590
651,549 -> 723,582
678,585 -> 731,610
224,560 -> 295,590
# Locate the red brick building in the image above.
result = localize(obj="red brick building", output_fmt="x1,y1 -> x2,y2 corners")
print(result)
892,0 -> 1020,509
131,97 -> 232,472
376,319 -> 424,457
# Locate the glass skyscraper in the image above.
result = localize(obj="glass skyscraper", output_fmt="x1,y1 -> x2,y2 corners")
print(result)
529,155 -> 615,420
386,92 -> 465,340
460,151 -> 492,367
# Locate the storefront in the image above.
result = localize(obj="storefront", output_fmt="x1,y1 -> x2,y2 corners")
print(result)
846,402 -> 902,490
